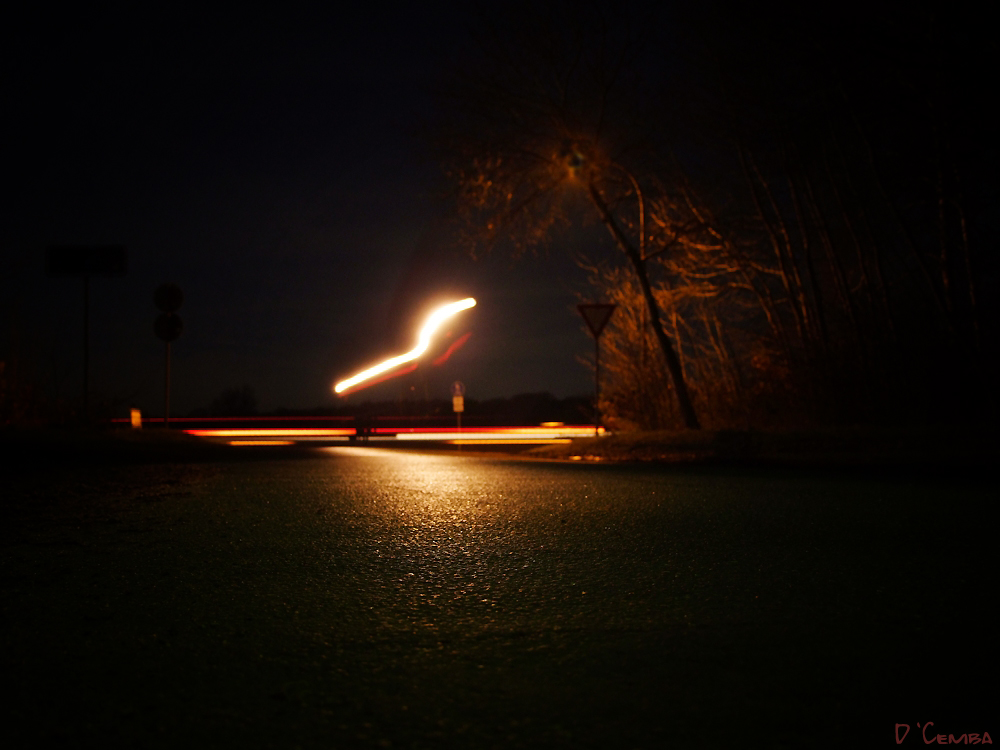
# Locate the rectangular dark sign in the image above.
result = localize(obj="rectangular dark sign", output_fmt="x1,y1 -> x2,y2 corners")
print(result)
46,245 -> 127,277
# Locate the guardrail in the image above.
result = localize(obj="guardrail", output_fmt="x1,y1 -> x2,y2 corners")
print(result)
110,416 -> 603,446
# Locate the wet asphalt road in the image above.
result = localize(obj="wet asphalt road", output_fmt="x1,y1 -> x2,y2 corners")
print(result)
2,448 -> 994,748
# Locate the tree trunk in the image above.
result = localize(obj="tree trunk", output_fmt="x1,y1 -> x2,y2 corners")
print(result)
588,182 -> 701,429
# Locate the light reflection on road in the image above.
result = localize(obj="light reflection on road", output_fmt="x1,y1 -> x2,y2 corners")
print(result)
6,448 -> 991,746
322,446 -> 507,529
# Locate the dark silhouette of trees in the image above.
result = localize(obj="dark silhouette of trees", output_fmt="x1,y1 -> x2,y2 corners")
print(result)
434,3 -> 996,429
652,2 -> 997,427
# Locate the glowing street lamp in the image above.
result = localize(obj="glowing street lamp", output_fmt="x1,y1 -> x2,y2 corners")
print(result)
334,298 -> 476,395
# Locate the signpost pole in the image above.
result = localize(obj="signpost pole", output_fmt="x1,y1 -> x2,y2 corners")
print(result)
83,274 -> 90,422
452,381 -> 465,451
577,304 -> 617,438
164,341 -> 171,428
45,246 -> 128,424
594,335 -> 600,437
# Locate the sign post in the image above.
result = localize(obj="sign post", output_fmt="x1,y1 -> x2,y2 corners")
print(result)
451,381 -> 465,430
154,284 -> 183,427
45,245 -> 127,421
577,303 -> 616,436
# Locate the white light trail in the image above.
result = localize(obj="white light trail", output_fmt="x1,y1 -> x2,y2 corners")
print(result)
334,297 -> 476,394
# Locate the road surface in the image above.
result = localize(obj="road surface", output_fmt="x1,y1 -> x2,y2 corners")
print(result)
2,448 -> 994,747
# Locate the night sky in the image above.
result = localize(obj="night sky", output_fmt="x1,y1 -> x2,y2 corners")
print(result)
4,4 -> 610,417
7,3 -> 993,422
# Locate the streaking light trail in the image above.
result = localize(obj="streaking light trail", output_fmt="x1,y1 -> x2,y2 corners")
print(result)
184,424 -> 601,445
334,297 -> 476,395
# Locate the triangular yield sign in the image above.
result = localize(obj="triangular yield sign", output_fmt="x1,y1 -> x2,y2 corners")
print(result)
578,303 -> 617,338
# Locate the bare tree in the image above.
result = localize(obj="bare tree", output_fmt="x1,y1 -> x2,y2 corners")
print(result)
432,5 -> 703,428
664,1 -> 997,426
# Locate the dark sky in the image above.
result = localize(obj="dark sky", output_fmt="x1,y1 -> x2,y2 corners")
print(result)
9,4 -> 991,420
3,4 -> 607,416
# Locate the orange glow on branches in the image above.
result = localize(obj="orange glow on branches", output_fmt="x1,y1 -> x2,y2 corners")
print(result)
334,298 -> 476,394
